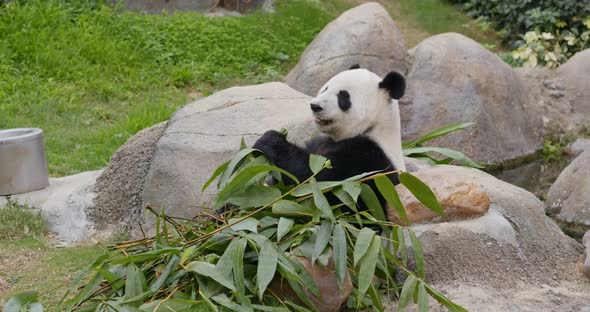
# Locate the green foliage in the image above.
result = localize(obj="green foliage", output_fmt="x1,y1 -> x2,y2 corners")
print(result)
453,0 -> 590,68
8,143 -> 467,311
0,201 -> 45,240
542,137 -> 572,163
0,0 -> 333,175
403,122 -> 484,168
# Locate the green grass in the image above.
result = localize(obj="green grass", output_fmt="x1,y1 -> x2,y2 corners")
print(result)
0,239 -> 109,311
0,0 -> 335,176
0,202 -> 44,240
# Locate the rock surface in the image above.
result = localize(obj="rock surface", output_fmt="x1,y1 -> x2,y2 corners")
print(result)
2,170 -> 102,242
284,2 -> 409,96
584,231 -> 590,278
546,151 -> 590,225
401,33 -> 542,165
404,166 -> 581,287
553,49 -> 590,132
568,138 -> 590,157
91,122 -> 167,233
387,170 -> 490,224
142,82 -> 314,228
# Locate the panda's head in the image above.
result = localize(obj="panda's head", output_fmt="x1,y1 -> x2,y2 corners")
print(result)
309,66 -> 405,141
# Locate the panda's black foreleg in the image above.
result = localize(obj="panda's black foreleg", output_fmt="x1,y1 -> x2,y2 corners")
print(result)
253,130 -> 314,185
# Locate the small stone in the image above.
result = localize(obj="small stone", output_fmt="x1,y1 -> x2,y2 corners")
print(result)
387,168 -> 490,224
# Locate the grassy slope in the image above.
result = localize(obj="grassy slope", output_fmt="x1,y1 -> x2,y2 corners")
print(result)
0,0 -> 334,176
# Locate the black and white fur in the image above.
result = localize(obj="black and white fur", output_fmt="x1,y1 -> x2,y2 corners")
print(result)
253,66 -> 406,213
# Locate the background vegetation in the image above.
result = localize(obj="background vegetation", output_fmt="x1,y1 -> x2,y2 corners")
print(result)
449,0 -> 590,68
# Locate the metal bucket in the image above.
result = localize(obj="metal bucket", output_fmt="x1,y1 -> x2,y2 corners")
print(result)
0,128 -> 50,195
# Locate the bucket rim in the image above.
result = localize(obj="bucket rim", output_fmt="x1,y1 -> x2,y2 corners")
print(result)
0,128 -> 44,144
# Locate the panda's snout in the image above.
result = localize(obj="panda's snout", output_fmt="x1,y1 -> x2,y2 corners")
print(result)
310,103 -> 323,113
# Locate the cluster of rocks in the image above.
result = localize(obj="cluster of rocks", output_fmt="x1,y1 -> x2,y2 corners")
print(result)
2,2 -> 590,310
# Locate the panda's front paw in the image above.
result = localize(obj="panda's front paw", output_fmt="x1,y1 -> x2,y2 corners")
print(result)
254,130 -> 288,160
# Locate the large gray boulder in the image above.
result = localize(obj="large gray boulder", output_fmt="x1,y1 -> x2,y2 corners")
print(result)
554,49 -> 590,132
406,166 -> 581,287
142,82 -> 314,227
90,122 -> 167,233
515,49 -> 590,135
401,33 -> 543,165
284,2 -> 409,96
546,151 -> 590,226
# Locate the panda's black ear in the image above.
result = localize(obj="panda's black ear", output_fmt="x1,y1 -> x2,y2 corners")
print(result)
379,71 -> 405,100
349,64 -> 360,70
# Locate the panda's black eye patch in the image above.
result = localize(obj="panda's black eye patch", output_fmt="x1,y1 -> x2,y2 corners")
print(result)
337,90 -> 351,112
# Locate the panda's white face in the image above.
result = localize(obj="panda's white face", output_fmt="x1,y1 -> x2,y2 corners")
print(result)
310,68 -> 395,141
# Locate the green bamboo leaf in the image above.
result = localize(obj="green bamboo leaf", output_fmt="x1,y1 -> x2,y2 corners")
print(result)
227,185 -> 281,208
332,223 -> 347,291
187,261 -> 236,291
4,291 -> 40,312
110,248 -> 181,265
403,146 -> 483,168
251,304 -> 291,312
310,178 -> 334,220
229,217 -> 259,233
398,275 -> 418,312
240,137 -> 248,150
272,200 -> 314,216
391,226 -> 400,254
233,238 -> 248,304
418,283 -> 430,312
309,154 -> 328,174
63,271 -> 103,309
201,160 -> 229,193
333,187 -> 356,211
277,217 -> 295,242
398,227 -> 408,265
125,264 -> 147,305
212,293 -> 253,312
359,184 -> 387,222
214,165 -> 299,208
342,181 -> 362,202
99,268 -> 124,291
375,175 -> 408,224
290,171 -> 381,197
199,289 -> 219,312
399,171 -> 444,216
356,236 -> 381,303
408,229 -> 425,279
312,220 -> 333,264
257,241 -> 279,299
367,283 -> 384,312
149,255 -> 180,292
219,148 -> 259,189
354,228 -> 376,267
408,122 -> 473,147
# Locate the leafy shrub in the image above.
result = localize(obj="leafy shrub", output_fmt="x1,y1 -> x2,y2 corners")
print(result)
454,0 -> 590,68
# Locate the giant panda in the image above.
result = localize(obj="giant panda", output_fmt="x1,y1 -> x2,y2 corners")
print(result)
253,65 -> 406,214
